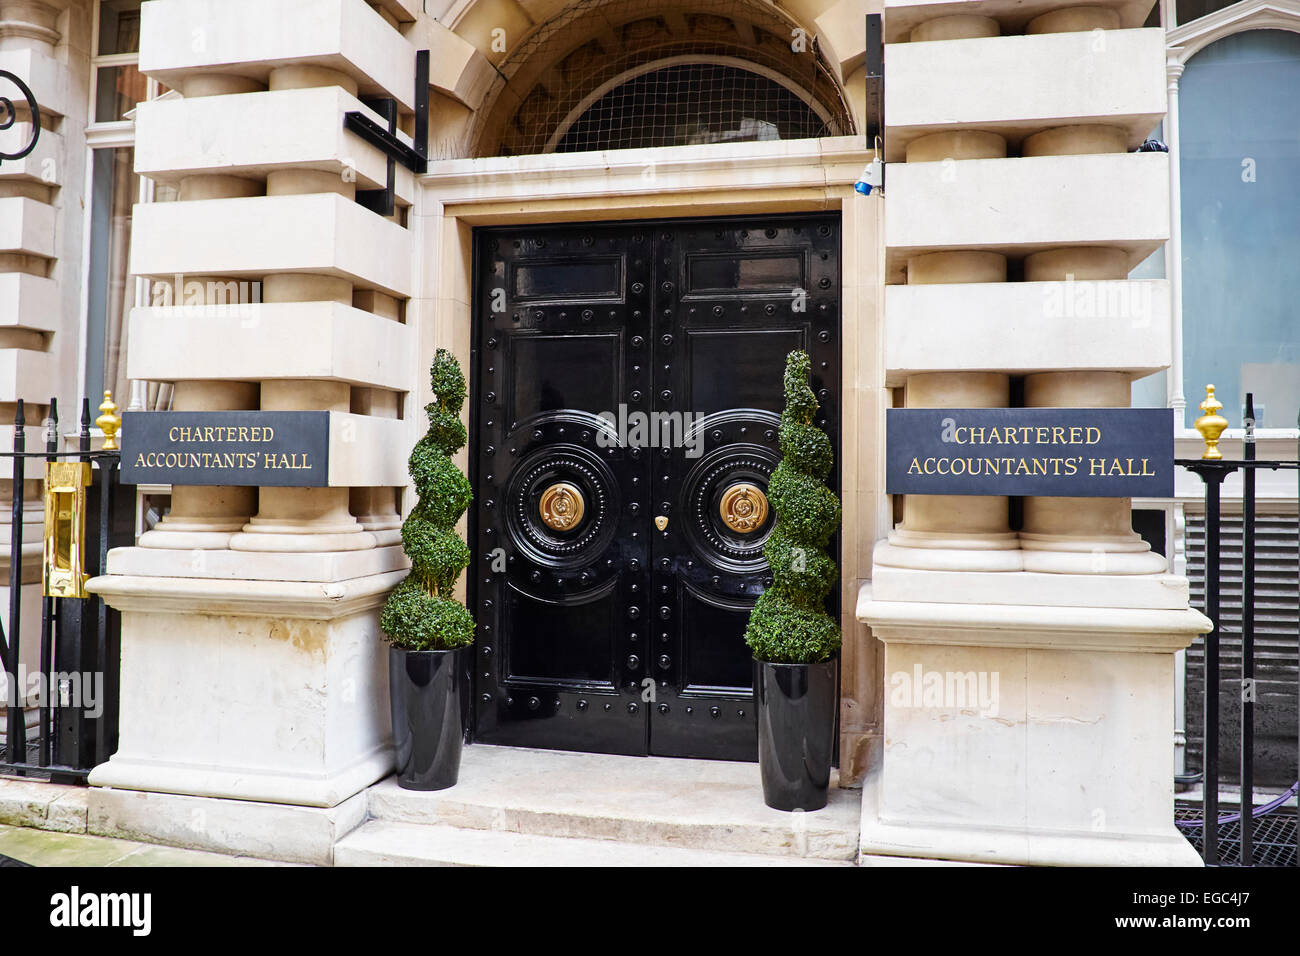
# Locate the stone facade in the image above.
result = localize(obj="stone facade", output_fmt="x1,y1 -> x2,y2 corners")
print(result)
4,0 -> 1276,865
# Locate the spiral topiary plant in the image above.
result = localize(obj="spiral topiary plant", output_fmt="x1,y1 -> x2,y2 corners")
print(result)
744,350 -> 842,664
380,348 -> 476,651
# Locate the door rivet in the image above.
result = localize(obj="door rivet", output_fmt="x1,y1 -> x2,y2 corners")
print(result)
628,702 -> 639,714
709,706 -> 721,718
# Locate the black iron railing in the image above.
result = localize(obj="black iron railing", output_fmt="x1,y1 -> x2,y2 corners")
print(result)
1,398 -> 128,781
1177,393 -> 1300,866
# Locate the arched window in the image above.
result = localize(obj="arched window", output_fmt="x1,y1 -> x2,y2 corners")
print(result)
1180,29 -> 1300,427
472,0 -> 855,158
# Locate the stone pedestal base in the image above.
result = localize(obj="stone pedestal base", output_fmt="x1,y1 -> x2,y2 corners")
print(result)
857,580 -> 1210,867
85,570 -> 402,813
858,768 -> 1201,866
88,786 -> 367,866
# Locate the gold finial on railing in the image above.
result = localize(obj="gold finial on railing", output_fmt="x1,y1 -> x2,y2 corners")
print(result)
96,390 -> 121,451
1193,384 -> 1229,460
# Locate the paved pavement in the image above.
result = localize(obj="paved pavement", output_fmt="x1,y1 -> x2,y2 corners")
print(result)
0,824 -> 288,867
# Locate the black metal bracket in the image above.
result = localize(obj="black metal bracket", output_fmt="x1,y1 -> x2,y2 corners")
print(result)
0,69 -> 41,167
343,49 -> 429,217
864,14 -> 885,192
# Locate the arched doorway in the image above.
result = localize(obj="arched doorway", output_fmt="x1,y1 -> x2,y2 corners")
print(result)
419,0 -> 876,767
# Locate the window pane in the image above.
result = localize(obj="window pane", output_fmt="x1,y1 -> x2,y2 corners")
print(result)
1180,30 -> 1300,428
687,253 -> 804,293
97,0 -> 141,56
95,63 -> 146,122
512,258 -> 623,300
86,147 -> 138,409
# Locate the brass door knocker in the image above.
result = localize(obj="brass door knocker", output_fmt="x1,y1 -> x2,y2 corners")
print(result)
539,481 -> 585,531
719,482 -> 768,533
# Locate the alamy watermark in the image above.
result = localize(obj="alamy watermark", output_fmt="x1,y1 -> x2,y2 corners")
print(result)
595,404 -> 705,458
1041,273 -> 1152,327
0,665 -> 105,718
889,665 -> 1000,718
148,273 -> 260,324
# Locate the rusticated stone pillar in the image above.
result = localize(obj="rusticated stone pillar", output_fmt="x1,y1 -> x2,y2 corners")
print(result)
228,65 -> 375,553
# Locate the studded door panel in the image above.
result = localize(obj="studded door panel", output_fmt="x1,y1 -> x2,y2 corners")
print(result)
471,215 -> 840,760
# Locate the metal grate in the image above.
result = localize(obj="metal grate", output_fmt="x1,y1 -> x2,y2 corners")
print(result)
555,62 -> 829,153
1176,799 -> 1297,867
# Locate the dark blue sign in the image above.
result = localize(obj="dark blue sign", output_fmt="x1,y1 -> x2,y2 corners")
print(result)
121,411 -> 330,487
886,408 -> 1174,497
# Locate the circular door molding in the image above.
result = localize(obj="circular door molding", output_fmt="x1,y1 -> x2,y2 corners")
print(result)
506,444 -> 621,569
680,439 -> 778,573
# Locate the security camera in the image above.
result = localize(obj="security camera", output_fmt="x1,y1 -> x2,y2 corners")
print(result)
855,159 -> 883,196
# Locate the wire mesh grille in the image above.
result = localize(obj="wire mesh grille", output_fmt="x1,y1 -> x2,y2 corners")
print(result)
556,62 -> 828,153
1176,800 -> 1298,866
469,0 -> 855,157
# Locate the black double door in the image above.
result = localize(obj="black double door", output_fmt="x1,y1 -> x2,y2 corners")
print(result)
470,214 -> 840,760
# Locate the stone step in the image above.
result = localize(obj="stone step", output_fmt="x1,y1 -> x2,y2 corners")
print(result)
362,744 -> 860,862
335,819 -> 851,867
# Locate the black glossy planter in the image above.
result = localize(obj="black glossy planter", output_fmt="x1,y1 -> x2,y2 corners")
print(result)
389,645 -> 470,791
754,656 -> 838,811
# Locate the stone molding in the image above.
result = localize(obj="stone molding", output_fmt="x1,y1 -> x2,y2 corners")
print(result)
88,568 -> 406,619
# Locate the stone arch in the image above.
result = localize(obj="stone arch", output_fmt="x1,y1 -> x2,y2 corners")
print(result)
422,0 -> 867,158
1169,0 -> 1300,63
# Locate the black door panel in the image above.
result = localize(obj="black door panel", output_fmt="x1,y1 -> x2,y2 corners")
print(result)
471,215 -> 840,760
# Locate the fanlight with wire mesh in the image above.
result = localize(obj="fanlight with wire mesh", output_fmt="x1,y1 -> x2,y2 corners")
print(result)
465,0 -> 856,158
